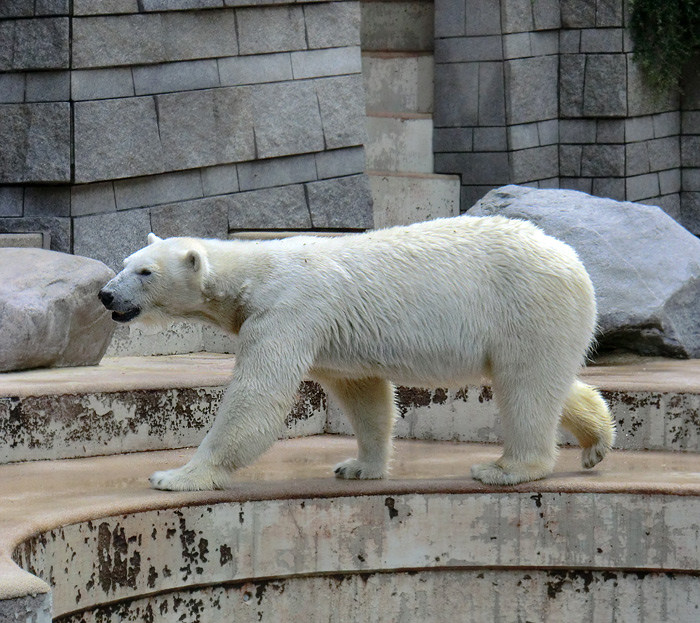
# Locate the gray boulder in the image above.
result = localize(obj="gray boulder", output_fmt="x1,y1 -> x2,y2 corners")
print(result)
469,185 -> 700,358
0,248 -> 116,372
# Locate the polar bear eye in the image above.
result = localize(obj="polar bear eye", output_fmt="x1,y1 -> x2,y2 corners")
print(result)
137,268 -> 152,276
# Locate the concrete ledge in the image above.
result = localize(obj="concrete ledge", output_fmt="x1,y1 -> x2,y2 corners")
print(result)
1,437 -> 700,620
3,355 -> 700,464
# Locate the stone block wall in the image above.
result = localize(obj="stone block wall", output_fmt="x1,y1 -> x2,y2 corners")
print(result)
434,0 -> 700,229
0,1 -> 372,270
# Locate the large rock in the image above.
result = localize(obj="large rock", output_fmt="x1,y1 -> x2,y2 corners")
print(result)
469,185 -> 700,358
0,248 -> 115,372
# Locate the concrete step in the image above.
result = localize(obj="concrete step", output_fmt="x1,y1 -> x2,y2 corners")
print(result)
363,51 -> 434,115
2,354 -> 700,465
3,437 -> 700,622
361,0 -> 435,53
365,112 -> 434,173
368,170 -> 460,228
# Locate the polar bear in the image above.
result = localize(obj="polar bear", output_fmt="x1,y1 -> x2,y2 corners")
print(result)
98,215 -> 615,491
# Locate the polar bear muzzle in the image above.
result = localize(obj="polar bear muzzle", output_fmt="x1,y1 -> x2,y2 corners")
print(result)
98,288 -> 141,323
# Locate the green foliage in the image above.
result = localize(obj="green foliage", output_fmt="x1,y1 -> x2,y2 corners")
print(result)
629,0 -> 700,93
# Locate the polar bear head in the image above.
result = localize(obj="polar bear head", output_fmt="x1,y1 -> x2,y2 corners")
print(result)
98,234 -> 211,325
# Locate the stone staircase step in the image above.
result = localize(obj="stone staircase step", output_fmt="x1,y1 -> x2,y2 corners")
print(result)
2,437 -> 700,622
363,51 -> 434,115
368,170 -> 460,228
2,354 -> 699,464
365,112 -> 435,173
361,0 -> 435,53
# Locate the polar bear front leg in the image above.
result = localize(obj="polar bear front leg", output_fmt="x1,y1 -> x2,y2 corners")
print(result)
318,376 -> 397,480
150,328 -> 311,491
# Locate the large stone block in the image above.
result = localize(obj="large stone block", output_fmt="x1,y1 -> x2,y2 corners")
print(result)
470,184 -> 700,357
560,0 -> 595,28
627,55 -> 679,117
71,182 -> 117,217
479,62 -> 506,125
647,137 -> 681,172
218,53 -> 293,87
304,1 -> 360,49
25,71 -> 70,102
71,68 -> 135,100
0,187 -> 23,216
73,208 -> 152,271
435,0 -> 466,38
580,144 -> 625,177
434,63 -> 479,127
559,54 -> 586,118
0,103 -> 71,183
73,11 -> 238,69
237,154 -> 317,191
151,197 -> 228,239
201,164 -> 239,196
132,59 -> 220,95
583,54 -> 627,117
505,56 -> 558,124
74,97 -> 165,183
156,87 -> 255,170
434,151 -> 510,185
361,1 -> 434,52
509,145 -> 558,182
253,81 -> 325,159
73,0 -> 139,14
291,46 -> 362,80
500,0 -> 533,33
227,185 -> 311,229
316,74 -> 367,150
0,17 -> 69,71
0,248 -> 115,372
24,186 -> 70,217
114,170 -> 204,211
315,147 -> 366,180
435,36 -> 503,63
305,174 -> 373,229
237,6 -> 306,55
682,137 -> 700,168
0,73 -> 25,103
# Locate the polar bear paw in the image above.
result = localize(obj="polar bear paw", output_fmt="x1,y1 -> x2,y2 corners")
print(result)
149,462 -> 232,491
334,458 -> 387,480
471,461 -> 550,486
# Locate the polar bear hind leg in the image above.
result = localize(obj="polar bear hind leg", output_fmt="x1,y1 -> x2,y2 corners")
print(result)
471,363 -> 573,485
318,376 -> 397,479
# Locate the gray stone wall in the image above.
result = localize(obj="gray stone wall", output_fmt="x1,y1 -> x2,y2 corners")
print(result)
434,0 -> 700,230
0,1 -> 372,270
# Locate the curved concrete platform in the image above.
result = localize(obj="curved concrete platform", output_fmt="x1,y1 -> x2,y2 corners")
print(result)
2,437 -> 700,621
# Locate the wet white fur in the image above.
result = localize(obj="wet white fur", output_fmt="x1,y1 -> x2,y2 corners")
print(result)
103,216 -> 615,491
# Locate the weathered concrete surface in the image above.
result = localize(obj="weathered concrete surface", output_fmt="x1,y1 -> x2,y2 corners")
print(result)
55,570 -> 700,623
1,437 -> 700,620
0,248 -> 115,372
3,354 -> 700,463
469,185 -> 700,358
0,355 -> 326,464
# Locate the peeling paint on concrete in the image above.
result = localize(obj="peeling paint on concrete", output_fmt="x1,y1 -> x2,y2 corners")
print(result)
0,382 -> 326,464
53,569 -> 700,623
11,493 -> 700,619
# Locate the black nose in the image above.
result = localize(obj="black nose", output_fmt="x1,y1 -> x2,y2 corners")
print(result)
98,289 -> 114,307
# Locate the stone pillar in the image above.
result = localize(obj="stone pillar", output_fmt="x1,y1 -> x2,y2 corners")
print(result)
434,0 -> 561,209
0,1 -> 372,270
559,0 -> 681,218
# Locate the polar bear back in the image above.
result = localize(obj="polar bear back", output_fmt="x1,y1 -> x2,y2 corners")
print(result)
248,215 -> 598,387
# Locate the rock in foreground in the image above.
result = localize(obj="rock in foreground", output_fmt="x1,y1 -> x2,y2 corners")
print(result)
469,185 -> 700,358
0,249 -> 115,372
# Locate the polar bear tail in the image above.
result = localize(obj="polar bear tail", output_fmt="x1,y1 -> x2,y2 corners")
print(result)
560,381 -> 616,469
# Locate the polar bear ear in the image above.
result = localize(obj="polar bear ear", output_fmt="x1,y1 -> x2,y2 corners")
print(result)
184,249 -> 208,274
147,233 -> 162,245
